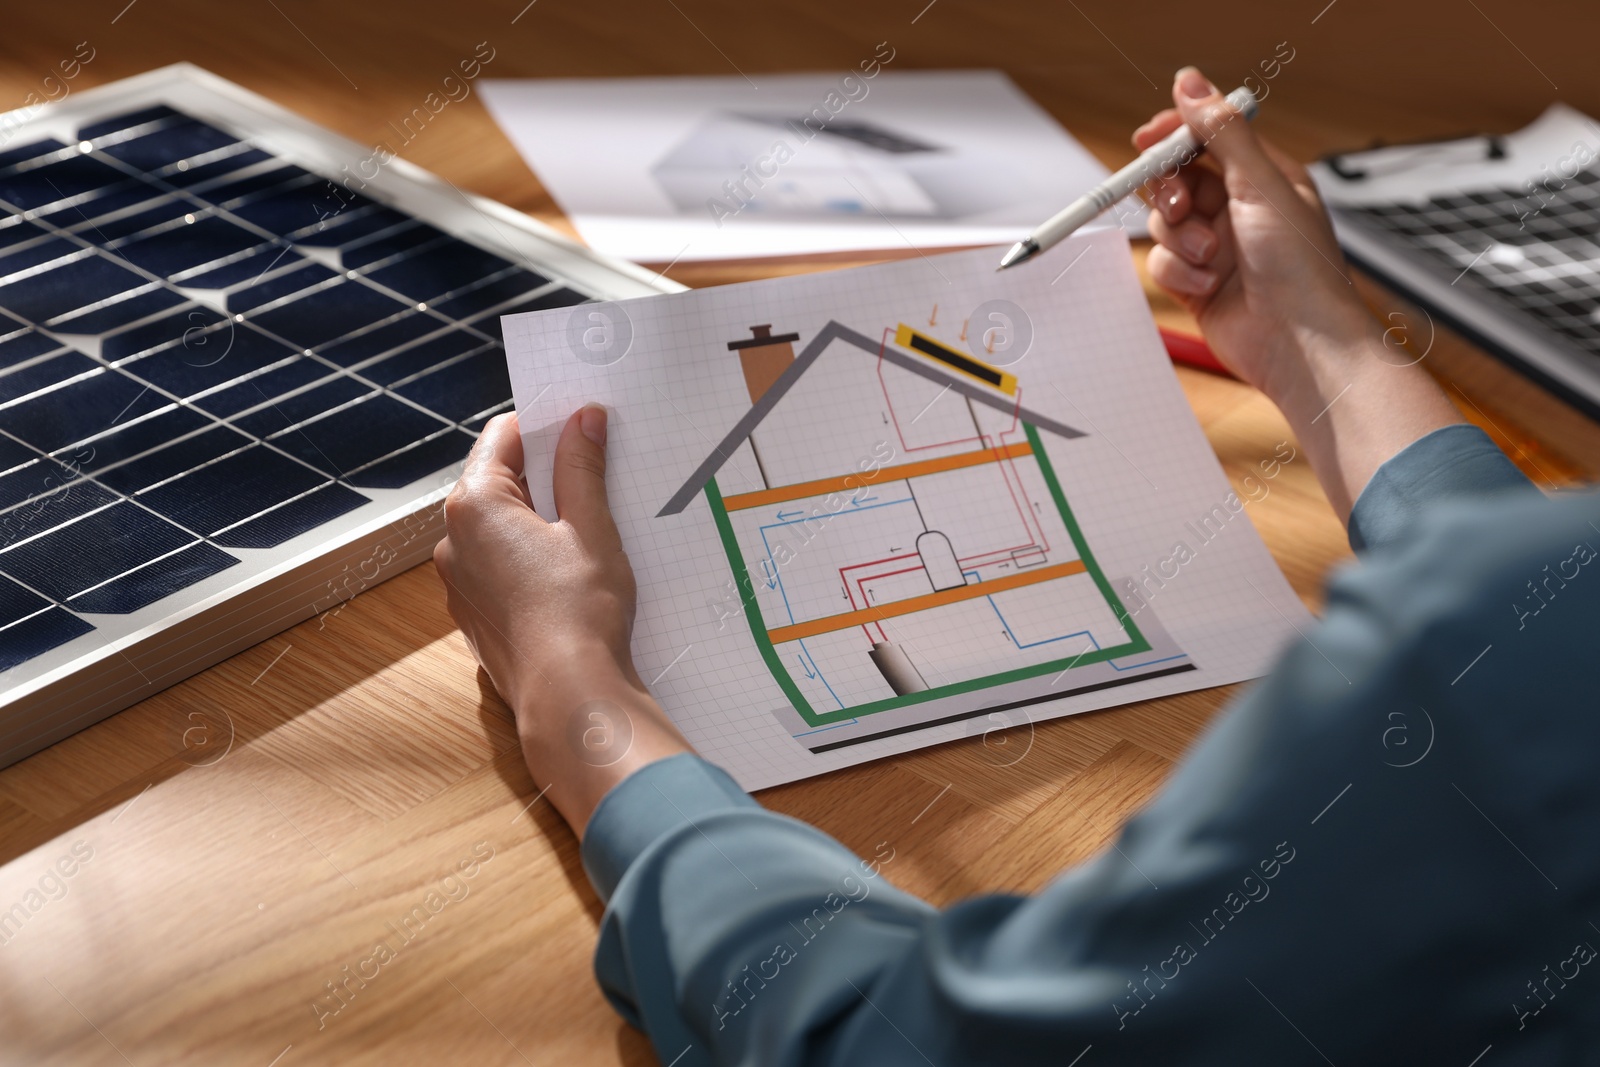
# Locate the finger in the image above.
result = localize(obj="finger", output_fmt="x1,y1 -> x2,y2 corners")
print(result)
1133,109 -> 1182,150
550,403 -> 621,547
1148,212 -> 1219,266
1190,167 -> 1229,218
1144,172 -> 1193,225
460,413 -> 534,510
1147,244 -> 1218,298
1170,67 -> 1299,206
1258,137 -> 1313,189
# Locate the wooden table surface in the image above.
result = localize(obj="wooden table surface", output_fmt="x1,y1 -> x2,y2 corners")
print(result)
2,2 -> 1595,1063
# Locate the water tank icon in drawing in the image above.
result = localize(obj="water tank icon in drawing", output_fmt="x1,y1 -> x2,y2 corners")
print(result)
916,530 -> 967,592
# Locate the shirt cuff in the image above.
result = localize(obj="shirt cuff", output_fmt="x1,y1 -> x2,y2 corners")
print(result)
580,752 -> 759,902
1348,424 -> 1535,554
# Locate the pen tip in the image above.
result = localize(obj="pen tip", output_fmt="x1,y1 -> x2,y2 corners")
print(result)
997,240 -> 1038,270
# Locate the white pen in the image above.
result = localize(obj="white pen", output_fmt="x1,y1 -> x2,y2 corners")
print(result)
998,86 -> 1260,270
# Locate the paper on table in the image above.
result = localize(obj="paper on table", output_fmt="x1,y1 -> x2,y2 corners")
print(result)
502,233 -> 1310,791
480,70 -> 1147,263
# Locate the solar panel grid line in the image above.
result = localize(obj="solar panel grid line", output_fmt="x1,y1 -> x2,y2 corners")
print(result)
0,479 -> 121,554
458,397 -> 515,428
0,427 -> 230,552
379,341 -> 498,390
0,360 -> 101,409
59,532 -> 211,603
1,344 -> 354,498
0,601 -> 58,636
337,423 -> 471,480
5,274 -> 469,497
202,478 -> 344,540
0,363 -> 383,583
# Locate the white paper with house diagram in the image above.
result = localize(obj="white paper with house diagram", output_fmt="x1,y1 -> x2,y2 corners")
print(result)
502,232 -> 1311,790
480,70 -> 1146,262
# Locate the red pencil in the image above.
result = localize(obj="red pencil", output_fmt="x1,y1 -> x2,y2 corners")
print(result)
1158,326 -> 1232,378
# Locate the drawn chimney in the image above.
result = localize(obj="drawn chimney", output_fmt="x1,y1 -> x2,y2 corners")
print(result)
727,324 -> 800,405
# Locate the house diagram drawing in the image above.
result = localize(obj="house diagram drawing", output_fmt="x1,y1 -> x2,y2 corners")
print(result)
661,317 -> 1193,730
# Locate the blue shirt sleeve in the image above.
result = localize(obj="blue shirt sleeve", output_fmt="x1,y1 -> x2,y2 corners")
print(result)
1347,423 -> 1533,553
583,426 -> 1599,1066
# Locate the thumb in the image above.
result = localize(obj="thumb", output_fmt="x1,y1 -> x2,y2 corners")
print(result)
552,403 -> 620,546
1171,67 -> 1293,202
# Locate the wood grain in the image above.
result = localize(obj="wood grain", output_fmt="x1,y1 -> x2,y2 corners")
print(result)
1,2 -> 1595,1063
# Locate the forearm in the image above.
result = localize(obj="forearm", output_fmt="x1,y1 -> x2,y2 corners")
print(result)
1263,313 -> 1464,523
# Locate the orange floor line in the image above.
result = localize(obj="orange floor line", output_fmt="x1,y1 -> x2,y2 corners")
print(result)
723,440 -> 1034,512
765,559 -> 1086,645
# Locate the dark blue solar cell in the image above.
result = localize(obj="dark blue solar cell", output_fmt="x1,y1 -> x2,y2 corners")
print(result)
49,286 -> 185,333
0,500 -> 200,602
78,106 -> 183,140
269,393 -> 447,477
124,325 -> 298,399
0,220 -> 50,254
361,330 -> 486,385
178,245 -> 303,289
0,436 -> 33,473
247,279 -> 411,348
227,262 -> 338,312
340,222 -> 441,269
199,166 -> 314,208
229,182 -> 368,237
161,148 -> 273,189
0,236 -> 77,277
0,253 -> 149,322
102,120 -> 240,171
364,242 -> 512,302
102,305 -> 223,361
292,205 -> 411,248
3,368 -> 168,451
193,359 -> 332,418
137,444 -> 326,536
0,351 -> 97,404
213,482 -> 368,549
97,424 -> 250,494
318,312 -> 453,369
67,405 -> 209,471
425,269 -> 551,320
118,215 -> 266,276
0,236 -> 75,278
0,154 -> 132,210
0,476 -> 117,547
477,288 -> 587,340
0,139 -> 67,172
0,330 -> 62,369
394,347 -> 511,423
81,199 -> 194,243
67,542 -> 238,614
348,428 -> 474,489
235,376 -> 369,438
0,604 -> 93,672
37,182 -> 166,230
0,572 -> 50,625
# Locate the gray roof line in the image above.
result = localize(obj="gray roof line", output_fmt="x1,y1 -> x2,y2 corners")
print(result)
655,320 -> 1086,517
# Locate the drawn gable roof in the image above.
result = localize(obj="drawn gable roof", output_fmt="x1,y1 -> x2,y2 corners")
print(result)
656,320 -> 1085,516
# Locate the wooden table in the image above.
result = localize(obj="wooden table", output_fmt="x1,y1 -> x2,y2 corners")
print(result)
2,2 -> 1595,1063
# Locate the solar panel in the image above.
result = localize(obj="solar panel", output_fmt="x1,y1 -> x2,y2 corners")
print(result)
0,65 -> 673,767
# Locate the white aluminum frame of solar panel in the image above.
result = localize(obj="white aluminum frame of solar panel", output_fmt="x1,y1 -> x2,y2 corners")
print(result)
0,64 -> 681,768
